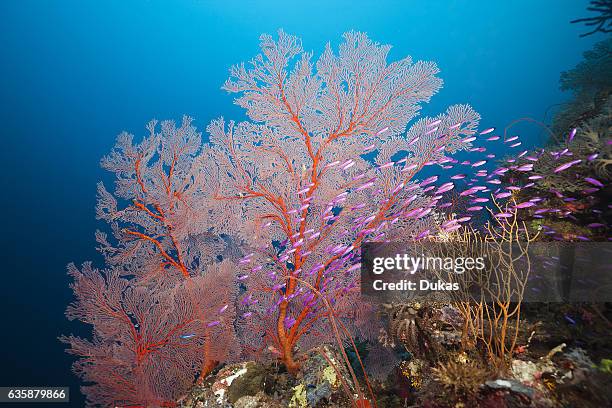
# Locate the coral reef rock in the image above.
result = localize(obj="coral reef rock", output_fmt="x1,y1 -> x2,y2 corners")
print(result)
178,345 -> 355,407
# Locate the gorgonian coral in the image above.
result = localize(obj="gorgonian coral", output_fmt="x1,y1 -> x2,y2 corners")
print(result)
200,30 -> 481,371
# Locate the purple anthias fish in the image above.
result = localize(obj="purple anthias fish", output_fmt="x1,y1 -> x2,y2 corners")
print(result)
420,175 -> 439,186
554,159 -> 581,173
356,181 -> 375,191
427,119 -> 442,128
391,182 -> 405,194
408,136 -> 420,146
424,126 -> 438,135
415,229 -> 431,240
436,182 -> 455,194
376,126 -> 389,135
564,315 -> 576,325
341,160 -> 355,170
588,223 -> 605,228
514,201 -> 536,209
472,160 -> 487,167
567,128 -> 577,143
584,177 -> 604,187
402,163 -> 418,172
284,316 -> 296,328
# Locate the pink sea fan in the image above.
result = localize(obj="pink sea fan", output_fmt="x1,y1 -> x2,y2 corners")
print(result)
61,261 -> 237,407
201,30 -> 480,370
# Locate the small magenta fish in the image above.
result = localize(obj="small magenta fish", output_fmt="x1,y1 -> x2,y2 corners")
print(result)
588,223 -> 604,228
480,127 -> 495,135
567,128 -> 577,143
424,127 -> 438,135
376,126 -> 389,135
554,159 -> 581,173
516,164 -> 533,172
584,177 -> 604,187
436,182 -> 455,194
401,163 -> 418,173
363,144 -> 376,152
392,182 -> 405,194
415,229 -> 431,240
420,175 -> 439,186
427,119 -> 442,128
514,201 -> 535,209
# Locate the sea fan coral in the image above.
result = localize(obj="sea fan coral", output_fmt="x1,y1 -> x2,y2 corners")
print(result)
200,30 -> 481,371
61,261 -> 237,407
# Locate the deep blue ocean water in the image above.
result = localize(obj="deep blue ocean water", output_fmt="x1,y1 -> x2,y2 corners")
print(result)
0,1 -> 605,406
